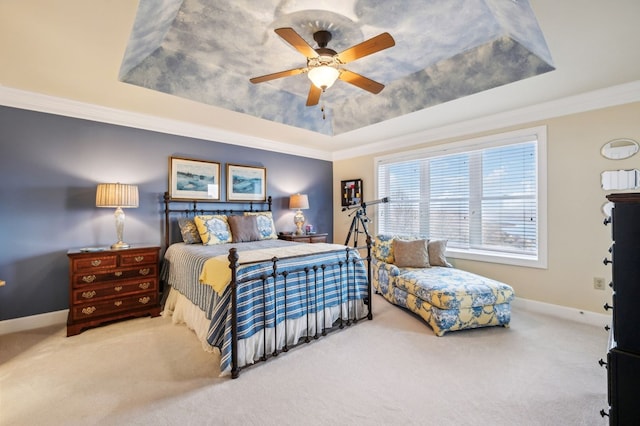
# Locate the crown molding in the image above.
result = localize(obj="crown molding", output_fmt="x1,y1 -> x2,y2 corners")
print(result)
332,80 -> 640,160
0,85 -> 333,161
2,81 -> 639,163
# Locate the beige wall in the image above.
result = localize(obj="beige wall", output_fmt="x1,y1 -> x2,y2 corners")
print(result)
333,102 -> 640,314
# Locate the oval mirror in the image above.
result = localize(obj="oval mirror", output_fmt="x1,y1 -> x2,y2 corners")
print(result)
601,138 -> 639,160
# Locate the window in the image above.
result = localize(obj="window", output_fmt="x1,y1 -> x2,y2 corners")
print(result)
376,126 -> 547,268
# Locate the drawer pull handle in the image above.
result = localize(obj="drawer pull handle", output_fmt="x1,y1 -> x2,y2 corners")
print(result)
598,358 -> 607,368
114,286 -> 123,292
81,306 -> 96,315
602,257 -> 612,265
139,268 -> 150,276
603,303 -> 613,311
114,301 -> 123,307
91,259 -> 102,267
114,271 -> 123,277
139,296 -> 151,304
82,275 -> 96,283
134,256 -> 145,262
81,290 -> 96,299
138,282 -> 150,290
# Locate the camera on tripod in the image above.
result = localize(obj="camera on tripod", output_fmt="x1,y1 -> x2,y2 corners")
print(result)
343,197 -> 389,247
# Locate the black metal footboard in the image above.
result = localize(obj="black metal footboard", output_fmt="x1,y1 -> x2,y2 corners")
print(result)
227,237 -> 373,379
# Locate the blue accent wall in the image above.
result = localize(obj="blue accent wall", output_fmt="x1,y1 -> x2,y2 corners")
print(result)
0,106 -> 333,321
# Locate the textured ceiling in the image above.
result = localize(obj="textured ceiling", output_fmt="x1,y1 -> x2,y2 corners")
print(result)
119,0 -> 554,136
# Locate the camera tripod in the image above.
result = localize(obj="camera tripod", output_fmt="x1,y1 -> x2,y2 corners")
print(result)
343,197 -> 389,247
344,207 -> 371,247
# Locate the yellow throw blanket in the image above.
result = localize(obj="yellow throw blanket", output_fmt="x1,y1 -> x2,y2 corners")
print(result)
199,243 -> 349,295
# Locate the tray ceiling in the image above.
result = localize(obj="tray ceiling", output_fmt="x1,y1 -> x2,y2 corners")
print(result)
119,0 -> 554,136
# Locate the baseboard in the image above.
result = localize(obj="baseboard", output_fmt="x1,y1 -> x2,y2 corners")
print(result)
512,297 -> 610,328
0,310 -> 68,335
0,299 -> 610,335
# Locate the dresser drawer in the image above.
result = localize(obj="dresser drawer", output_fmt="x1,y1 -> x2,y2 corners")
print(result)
71,265 -> 157,286
72,255 -> 118,271
120,251 -> 158,266
70,292 -> 158,321
71,278 -> 157,304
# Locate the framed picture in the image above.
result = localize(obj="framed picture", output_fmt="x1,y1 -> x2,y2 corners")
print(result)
227,164 -> 267,201
341,179 -> 363,207
169,156 -> 220,200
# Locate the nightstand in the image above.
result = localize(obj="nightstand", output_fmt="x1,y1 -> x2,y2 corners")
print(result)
278,233 -> 328,243
67,245 -> 161,336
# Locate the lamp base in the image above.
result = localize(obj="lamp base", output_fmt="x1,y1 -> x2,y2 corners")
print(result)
294,209 -> 305,236
111,241 -> 130,250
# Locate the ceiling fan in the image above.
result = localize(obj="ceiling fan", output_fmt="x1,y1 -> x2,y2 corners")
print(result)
250,27 -> 395,106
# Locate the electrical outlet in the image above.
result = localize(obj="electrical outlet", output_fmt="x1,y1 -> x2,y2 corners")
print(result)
593,277 -> 606,290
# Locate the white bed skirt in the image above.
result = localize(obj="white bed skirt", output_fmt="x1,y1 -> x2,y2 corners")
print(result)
162,286 -> 366,376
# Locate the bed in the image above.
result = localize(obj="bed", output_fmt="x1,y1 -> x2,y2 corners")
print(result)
160,193 -> 372,378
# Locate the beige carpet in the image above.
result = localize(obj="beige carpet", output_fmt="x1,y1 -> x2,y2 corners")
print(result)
0,296 -> 608,426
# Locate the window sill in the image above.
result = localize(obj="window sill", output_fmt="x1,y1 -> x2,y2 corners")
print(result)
447,248 -> 547,269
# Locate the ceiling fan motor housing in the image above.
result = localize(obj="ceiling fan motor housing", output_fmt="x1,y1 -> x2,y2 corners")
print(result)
313,30 -> 332,48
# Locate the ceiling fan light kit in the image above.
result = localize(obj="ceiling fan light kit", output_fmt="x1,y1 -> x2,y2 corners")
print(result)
308,65 -> 340,90
250,27 -> 395,107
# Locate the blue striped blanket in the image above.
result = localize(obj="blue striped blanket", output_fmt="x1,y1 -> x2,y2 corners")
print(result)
162,240 -> 369,373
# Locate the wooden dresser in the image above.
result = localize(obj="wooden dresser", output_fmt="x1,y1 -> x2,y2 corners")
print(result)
278,233 -> 328,243
67,245 -> 161,336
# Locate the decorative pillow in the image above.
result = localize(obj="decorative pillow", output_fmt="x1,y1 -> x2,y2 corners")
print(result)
374,234 -> 423,263
177,218 -> 202,244
393,239 -> 430,268
244,211 -> 277,240
428,239 -> 452,267
194,215 -> 232,245
227,215 -> 261,243
373,234 -> 396,263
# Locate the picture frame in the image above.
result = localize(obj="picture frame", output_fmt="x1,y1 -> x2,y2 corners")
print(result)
341,179 -> 363,207
169,156 -> 220,200
227,164 -> 267,202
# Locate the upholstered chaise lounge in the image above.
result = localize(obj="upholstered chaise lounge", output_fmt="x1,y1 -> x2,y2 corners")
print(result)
372,235 -> 515,336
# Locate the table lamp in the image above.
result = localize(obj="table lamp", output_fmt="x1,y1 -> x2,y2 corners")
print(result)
96,183 -> 139,249
289,193 -> 309,235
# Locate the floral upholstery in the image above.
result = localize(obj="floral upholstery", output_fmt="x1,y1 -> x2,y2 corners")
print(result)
395,267 -> 514,310
372,238 -> 515,336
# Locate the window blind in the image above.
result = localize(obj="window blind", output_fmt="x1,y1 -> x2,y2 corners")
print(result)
377,136 -> 539,260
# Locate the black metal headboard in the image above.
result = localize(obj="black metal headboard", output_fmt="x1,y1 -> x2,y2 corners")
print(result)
163,191 -> 273,249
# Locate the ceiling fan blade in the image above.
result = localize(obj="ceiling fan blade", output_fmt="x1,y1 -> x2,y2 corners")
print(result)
275,27 -> 318,59
250,68 -> 306,84
336,32 -> 395,64
339,69 -> 385,94
306,84 -> 322,106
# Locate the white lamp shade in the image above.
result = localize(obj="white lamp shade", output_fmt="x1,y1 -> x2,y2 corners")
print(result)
308,66 -> 340,90
289,193 -> 309,210
96,183 -> 139,208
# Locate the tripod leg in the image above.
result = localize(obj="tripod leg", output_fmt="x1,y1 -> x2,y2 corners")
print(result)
353,218 -> 360,247
344,215 -> 358,246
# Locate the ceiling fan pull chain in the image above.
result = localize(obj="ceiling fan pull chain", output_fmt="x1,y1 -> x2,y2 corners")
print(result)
321,104 -> 326,120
